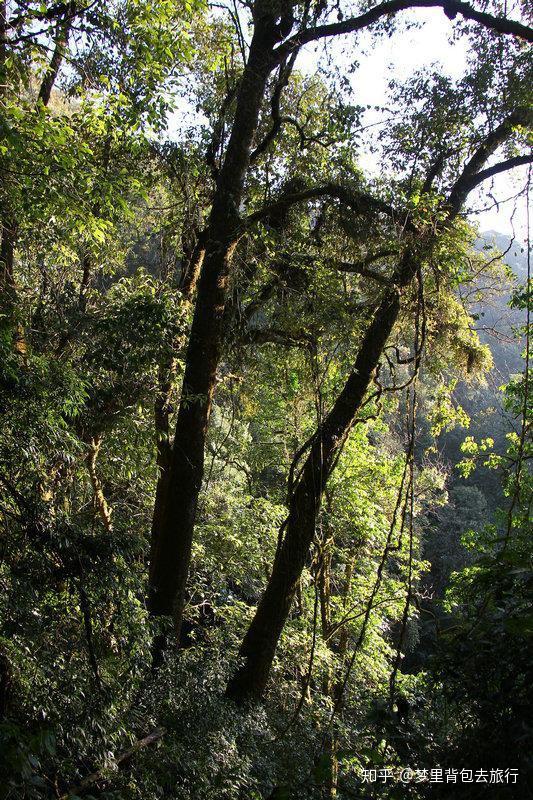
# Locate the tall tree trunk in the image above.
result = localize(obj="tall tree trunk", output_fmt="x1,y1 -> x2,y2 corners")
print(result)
226,250 -> 420,702
148,8 -> 282,623
149,238 -> 204,601
227,124 -> 512,697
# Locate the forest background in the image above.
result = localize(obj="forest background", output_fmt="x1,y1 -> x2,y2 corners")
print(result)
0,1 -> 531,798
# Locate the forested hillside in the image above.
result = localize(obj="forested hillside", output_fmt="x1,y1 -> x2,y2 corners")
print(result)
0,1 -> 531,799
412,232 -> 528,665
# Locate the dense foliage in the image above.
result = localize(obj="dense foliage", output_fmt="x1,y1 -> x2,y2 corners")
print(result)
0,1 -> 531,798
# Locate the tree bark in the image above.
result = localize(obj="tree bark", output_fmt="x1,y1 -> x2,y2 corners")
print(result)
178,236 -> 206,299
148,6 -> 283,623
37,3 -> 75,106
86,436 -> 113,532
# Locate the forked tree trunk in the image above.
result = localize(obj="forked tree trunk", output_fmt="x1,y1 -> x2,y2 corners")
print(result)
148,9 -> 282,624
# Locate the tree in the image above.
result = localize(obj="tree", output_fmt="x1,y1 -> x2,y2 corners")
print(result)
0,2 -> 531,796
147,0 -> 533,645
225,97 -> 531,700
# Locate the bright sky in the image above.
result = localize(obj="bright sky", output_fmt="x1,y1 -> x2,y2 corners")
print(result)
169,8 -> 530,243
298,9 -> 530,241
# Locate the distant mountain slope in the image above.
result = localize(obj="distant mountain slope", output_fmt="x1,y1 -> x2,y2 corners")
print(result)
422,231 -> 527,601
473,230 -> 527,378
480,230 -> 529,282
439,230 -> 527,496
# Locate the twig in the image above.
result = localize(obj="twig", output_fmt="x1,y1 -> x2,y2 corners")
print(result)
59,727 -> 166,799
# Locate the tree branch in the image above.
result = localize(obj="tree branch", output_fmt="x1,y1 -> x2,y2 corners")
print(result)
205,80 -> 239,180
86,436 -> 113,532
246,327 -> 314,348
245,183 -> 405,229
8,1 -> 91,29
240,277 -> 279,323
450,154 -> 533,209
446,108 -> 532,215
250,49 -> 300,162
274,0 -> 533,63
59,728 -> 166,799
332,258 -> 393,284
279,250 -> 394,284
